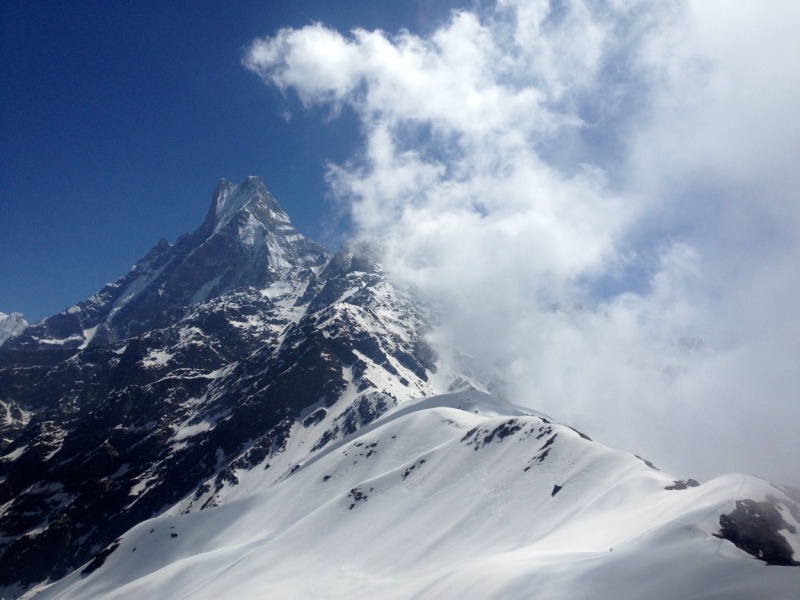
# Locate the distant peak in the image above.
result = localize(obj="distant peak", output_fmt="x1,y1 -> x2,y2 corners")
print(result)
0,311 -> 28,346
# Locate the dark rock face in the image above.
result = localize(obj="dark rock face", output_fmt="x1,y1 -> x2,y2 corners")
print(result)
714,497 -> 800,566
665,479 -> 700,490
634,455 -> 659,470
0,180 -> 439,593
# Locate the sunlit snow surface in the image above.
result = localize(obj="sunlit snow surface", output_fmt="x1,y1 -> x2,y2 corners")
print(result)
27,391 -> 800,599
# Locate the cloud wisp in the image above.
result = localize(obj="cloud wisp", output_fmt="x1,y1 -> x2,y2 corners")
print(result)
245,0 -> 800,487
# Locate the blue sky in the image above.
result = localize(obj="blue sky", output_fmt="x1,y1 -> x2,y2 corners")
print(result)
0,0 -> 469,322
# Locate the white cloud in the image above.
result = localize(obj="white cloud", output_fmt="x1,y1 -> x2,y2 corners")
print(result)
245,0 -> 800,487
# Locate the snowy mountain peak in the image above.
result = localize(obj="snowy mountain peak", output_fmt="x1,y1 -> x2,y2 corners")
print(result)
1,178 -> 328,352
0,312 -> 27,347
207,176 -> 292,237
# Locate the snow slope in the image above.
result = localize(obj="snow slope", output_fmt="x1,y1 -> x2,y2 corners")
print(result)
27,390 -> 800,599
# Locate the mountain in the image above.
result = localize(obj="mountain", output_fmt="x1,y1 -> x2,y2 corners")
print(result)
1,179 -> 798,599
3,176 -> 327,355
0,178 -> 443,595
0,313 -> 27,347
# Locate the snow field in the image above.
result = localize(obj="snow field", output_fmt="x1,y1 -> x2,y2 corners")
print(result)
28,391 -> 800,599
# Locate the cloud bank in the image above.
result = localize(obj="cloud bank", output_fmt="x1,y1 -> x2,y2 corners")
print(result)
245,0 -> 800,487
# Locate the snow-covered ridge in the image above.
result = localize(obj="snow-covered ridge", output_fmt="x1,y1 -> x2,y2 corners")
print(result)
26,391 -> 800,599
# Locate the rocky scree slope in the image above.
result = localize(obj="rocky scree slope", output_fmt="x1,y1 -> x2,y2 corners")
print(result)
0,178 -> 441,594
